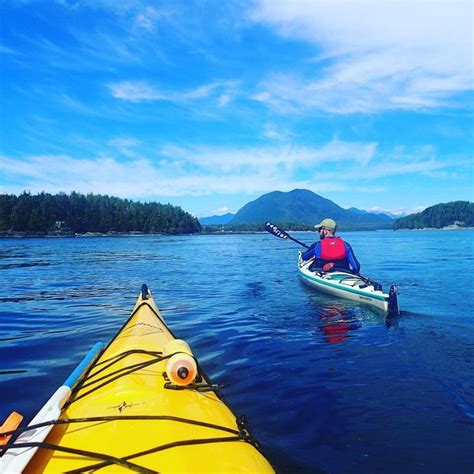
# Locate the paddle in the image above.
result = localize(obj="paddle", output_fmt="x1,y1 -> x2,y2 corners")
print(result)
264,222 -> 310,249
0,342 -> 104,472
265,221 -> 384,289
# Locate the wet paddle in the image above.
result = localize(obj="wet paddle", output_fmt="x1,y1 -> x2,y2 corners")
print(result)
264,222 -> 310,249
0,342 -> 104,472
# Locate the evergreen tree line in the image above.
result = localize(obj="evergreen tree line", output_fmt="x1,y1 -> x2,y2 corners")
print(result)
0,192 -> 202,234
202,221 -> 392,233
202,222 -> 313,233
393,201 -> 474,229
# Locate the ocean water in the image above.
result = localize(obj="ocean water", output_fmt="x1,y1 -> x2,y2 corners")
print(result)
1,230 -> 473,473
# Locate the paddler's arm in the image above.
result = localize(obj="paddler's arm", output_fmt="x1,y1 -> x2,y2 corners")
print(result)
345,242 -> 361,274
302,241 -> 319,261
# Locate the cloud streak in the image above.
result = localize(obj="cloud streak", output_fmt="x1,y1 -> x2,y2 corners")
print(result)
250,0 -> 473,113
108,80 -> 240,106
2,1 -> 472,216
159,139 -> 377,172
1,140 -> 467,201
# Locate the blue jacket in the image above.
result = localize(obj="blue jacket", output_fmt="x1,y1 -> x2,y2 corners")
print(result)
302,237 -> 361,273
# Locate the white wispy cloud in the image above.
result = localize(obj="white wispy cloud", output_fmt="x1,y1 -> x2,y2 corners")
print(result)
0,154 -> 307,197
108,81 -> 165,101
60,94 -> 104,116
249,0 -> 473,113
58,0 -> 172,29
213,207 -> 232,215
133,6 -> 165,32
108,80 -> 239,105
109,137 -> 140,148
368,205 -> 427,216
159,139 -> 377,172
1,139 -> 467,200
218,94 -> 232,107
262,123 -> 293,140
108,137 -> 141,157
344,146 -> 472,181
14,2 -> 174,75
0,43 -> 20,55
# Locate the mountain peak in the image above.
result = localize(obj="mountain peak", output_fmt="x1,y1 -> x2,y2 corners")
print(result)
199,212 -> 235,225
231,189 -> 392,230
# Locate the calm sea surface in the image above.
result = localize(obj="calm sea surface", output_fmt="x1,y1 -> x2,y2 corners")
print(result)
1,230 -> 473,473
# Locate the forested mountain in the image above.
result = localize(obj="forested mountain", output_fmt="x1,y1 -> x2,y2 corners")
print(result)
393,201 -> 474,229
230,189 -> 393,230
199,213 -> 235,225
0,192 -> 201,234
347,207 -> 396,219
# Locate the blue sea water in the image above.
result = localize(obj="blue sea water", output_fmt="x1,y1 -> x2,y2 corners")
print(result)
0,230 -> 473,473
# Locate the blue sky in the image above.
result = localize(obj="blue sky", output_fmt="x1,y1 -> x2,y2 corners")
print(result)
1,0 -> 473,217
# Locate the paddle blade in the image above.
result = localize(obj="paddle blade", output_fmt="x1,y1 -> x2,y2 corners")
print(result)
0,411 -> 23,446
265,222 -> 289,240
388,285 -> 400,316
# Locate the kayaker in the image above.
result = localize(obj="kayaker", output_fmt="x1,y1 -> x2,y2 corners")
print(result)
301,218 -> 361,273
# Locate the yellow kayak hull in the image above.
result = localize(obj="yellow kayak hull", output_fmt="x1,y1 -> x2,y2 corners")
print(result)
21,288 -> 274,473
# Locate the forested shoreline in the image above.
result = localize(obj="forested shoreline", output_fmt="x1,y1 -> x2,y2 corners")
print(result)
0,192 -> 201,235
393,201 -> 474,230
1,192 -> 471,237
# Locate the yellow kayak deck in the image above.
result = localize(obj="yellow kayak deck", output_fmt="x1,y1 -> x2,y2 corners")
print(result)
22,289 -> 274,473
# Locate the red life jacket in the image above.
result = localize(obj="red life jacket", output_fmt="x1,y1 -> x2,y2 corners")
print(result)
320,237 -> 347,261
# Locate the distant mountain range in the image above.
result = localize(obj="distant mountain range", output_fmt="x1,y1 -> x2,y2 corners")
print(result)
199,213 -> 235,225
200,189 -> 394,230
346,207 -> 403,219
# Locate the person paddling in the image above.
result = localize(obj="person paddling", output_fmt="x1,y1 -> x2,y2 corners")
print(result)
301,218 -> 360,274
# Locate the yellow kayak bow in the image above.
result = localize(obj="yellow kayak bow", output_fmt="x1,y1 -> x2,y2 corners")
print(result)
0,285 -> 274,473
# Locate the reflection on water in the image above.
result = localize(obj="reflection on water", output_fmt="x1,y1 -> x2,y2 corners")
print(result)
0,231 -> 473,473
317,304 -> 362,344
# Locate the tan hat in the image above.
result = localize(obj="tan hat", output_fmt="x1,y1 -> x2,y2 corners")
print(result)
315,218 -> 337,231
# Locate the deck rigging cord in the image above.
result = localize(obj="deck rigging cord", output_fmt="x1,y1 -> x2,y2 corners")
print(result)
0,287 -> 270,472
1,345 -> 261,472
0,412 -> 258,473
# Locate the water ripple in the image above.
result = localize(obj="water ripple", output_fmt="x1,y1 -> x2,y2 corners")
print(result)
0,232 -> 473,472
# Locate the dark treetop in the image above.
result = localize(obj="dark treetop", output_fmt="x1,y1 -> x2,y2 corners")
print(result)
0,192 -> 201,235
393,201 -> 474,229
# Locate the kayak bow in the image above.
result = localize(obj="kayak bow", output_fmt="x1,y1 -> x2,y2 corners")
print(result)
0,285 -> 274,473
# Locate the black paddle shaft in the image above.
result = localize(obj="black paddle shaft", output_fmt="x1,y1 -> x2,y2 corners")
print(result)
264,222 -> 310,249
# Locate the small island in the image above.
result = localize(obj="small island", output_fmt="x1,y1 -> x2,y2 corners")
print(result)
393,201 -> 474,230
0,192 -> 201,237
